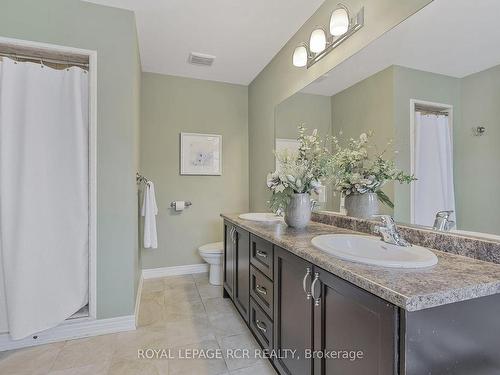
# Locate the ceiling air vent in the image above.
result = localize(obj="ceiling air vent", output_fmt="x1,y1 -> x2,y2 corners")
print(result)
188,52 -> 215,66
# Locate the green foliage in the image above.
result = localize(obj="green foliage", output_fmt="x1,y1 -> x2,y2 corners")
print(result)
267,125 -> 334,212
267,127 -> 416,211
328,132 -> 416,208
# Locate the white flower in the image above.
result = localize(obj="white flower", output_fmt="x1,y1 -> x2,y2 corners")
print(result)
310,179 -> 321,189
275,184 -> 286,193
359,133 -> 368,143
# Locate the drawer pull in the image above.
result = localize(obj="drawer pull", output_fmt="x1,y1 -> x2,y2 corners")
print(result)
303,267 -> 312,300
256,250 -> 268,258
255,319 -> 267,333
255,284 -> 267,295
311,272 -> 321,307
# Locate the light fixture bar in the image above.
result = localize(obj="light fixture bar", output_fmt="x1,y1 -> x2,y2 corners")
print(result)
306,7 -> 364,69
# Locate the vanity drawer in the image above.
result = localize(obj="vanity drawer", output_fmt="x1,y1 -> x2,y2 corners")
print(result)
250,265 -> 273,318
250,234 -> 273,280
249,298 -> 273,350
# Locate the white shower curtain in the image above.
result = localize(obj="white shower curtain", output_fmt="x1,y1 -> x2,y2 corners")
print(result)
413,112 -> 456,227
0,57 -> 89,339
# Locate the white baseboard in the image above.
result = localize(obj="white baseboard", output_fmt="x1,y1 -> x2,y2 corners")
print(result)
142,263 -> 209,279
0,315 -> 136,352
135,273 -> 144,327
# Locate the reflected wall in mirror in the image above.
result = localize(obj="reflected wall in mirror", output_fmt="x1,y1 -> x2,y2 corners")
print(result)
275,0 -> 500,238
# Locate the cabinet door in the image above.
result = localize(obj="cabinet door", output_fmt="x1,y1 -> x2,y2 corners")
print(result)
312,268 -> 397,375
234,226 -> 250,322
274,246 -> 314,375
223,222 -> 235,299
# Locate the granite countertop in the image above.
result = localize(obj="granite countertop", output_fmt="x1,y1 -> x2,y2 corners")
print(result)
222,213 -> 500,312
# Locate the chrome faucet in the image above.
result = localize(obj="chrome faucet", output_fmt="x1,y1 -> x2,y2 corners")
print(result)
433,210 -> 455,231
372,215 -> 411,247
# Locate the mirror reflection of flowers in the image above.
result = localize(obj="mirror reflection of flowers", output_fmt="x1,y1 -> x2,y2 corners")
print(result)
330,131 -> 416,208
267,125 -> 333,212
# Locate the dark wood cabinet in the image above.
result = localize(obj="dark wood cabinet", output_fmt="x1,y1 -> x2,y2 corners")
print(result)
250,298 -> 273,350
312,268 -> 397,375
223,223 -> 235,299
250,265 -> 273,318
223,220 -> 500,375
250,234 -> 274,280
224,221 -> 399,375
234,226 -> 250,322
273,246 -> 314,375
224,222 -> 250,322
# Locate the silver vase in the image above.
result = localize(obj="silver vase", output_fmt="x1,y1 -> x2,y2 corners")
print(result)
344,192 -> 380,219
284,193 -> 311,229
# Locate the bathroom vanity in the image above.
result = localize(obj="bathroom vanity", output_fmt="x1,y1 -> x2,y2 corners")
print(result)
222,214 -> 500,375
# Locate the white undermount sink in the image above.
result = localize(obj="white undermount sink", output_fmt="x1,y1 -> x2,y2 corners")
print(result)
311,234 -> 438,268
238,213 -> 283,222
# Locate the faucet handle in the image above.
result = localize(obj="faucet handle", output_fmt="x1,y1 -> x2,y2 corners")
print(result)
372,214 -> 396,228
445,220 -> 456,231
436,210 -> 454,218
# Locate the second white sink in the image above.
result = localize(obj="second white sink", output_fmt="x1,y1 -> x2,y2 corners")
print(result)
311,234 -> 438,268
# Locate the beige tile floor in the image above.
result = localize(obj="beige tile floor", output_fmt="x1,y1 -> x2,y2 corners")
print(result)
0,273 -> 277,375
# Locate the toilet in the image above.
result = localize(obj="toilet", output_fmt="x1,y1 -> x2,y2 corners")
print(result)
198,242 -> 224,286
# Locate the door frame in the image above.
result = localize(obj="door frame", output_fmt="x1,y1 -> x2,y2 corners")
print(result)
409,99 -> 453,224
0,36 -> 98,321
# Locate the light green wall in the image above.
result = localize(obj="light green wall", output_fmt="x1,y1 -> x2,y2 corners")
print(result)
328,66 -> 461,221
330,66 -> 395,215
275,92 -> 331,140
327,64 -> 500,235
392,66 -> 461,222
140,73 -> 248,269
275,92 -> 333,210
248,0 -> 433,211
458,65 -> 500,234
0,0 -> 141,319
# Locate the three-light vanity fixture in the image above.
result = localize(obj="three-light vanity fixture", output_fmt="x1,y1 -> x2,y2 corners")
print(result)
292,4 -> 364,69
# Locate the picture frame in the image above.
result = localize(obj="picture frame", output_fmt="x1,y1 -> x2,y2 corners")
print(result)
180,132 -> 222,175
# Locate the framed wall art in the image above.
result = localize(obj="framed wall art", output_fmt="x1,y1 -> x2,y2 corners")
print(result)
180,132 -> 222,175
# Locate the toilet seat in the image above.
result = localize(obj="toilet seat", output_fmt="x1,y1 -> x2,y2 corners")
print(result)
199,241 -> 223,255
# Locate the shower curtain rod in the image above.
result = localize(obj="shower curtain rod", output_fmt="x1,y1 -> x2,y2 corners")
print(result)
0,52 -> 89,68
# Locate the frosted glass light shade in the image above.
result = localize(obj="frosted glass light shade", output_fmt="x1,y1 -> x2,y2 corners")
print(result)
292,45 -> 308,67
330,8 -> 349,36
309,28 -> 326,53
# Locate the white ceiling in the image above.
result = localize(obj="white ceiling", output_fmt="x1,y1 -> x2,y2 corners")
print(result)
83,0 -> 324,85
303,0 -> 500,96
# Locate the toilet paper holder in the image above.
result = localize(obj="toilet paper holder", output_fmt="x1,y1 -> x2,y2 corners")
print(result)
170,201 -> 192,208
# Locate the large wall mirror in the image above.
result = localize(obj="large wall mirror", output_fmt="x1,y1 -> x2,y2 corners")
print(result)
275,0 -> 500,239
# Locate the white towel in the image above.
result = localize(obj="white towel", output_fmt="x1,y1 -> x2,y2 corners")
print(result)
141,181 -> 158,248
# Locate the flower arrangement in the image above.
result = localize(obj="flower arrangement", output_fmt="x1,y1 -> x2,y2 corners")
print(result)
329,131 -> 415,208
267,126 -> 333,212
